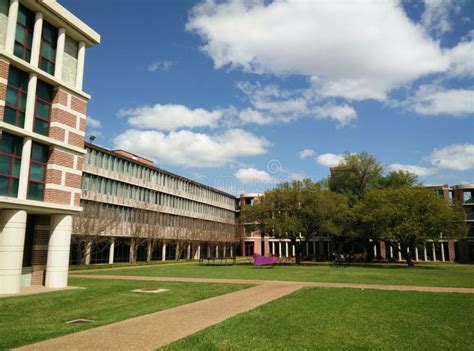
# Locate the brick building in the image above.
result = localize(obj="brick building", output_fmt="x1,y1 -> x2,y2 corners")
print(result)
0,0 -> 99,293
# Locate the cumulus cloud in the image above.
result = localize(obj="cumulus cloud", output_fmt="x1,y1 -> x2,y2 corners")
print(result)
388,163 -> 438,177
234,167 -> 277,184
147,60 -> 174,72
299,149 -> 316,159
118,104 -> 224,131
316,153 -> 344,168
445,39 -> 474,77
87,116 -> 102,129
187,0 -> 450,101
238,108 -> 272,125
430,144 -> 474,171
421,0 -> 456,37
409,84 -> 474,116
113,128 -> 270,168
314,103 -> 357,126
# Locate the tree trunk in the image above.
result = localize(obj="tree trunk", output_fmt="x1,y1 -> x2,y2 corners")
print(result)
294,239 -> 302,265
400,242 -> 414,267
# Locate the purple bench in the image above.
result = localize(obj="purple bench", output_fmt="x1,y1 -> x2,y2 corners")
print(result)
250,254 -> 279,267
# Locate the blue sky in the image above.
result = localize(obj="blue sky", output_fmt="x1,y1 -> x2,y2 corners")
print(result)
62,0 -> 473,194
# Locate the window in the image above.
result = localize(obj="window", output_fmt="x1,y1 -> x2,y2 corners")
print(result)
0,133 -> 22,197
14,5 -> 34,62
39,22 -> 58,75
33,80 -> 53,136
4,66 -> 28,128
28,142 -> 48,201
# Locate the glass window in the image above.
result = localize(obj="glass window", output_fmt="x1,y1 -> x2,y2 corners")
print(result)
14,5 -> 34,62
0,133 -> 22,197
39,22 -> 58,75
464,191 -> 474,204
28,142 -> 48,201
4,66 -> 28,128
33,80 -> 53,136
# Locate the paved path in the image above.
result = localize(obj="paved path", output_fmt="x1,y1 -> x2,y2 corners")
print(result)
71,273 -> 474,294
16,283 -> 303,351
16,273 -> 474,350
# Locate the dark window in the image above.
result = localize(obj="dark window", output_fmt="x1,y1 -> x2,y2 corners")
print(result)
14,5 -> 34,62
39,22 -> 57,75
27,142 -> 49,201
4,66 -> 28,128
33,80 -> 53,136
0,133 -> 22,197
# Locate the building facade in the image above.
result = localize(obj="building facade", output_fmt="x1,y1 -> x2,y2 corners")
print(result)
71,143 -> 239,265
0,0 -> 99,293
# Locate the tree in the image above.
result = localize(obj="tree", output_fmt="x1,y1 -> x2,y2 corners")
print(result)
356,188 -> 466,266
241,180 -> 351,264
72,200 -> 120,264
377,170 -> 419,188
329,152 -> 385,204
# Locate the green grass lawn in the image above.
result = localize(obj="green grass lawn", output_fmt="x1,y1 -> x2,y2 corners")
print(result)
162,287 -> 474,351
79,261 -> 474,288
0,278 -> 249,349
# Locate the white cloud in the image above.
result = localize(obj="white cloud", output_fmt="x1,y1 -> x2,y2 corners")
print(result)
388,163 -> 438,177
445,40 -> 474,77
87,116 -> 102,129
238,108 -> 272,125
187,0 -> 449,101
234,168 -> 277,184
299,149 -> 316,159
430,144 -> 474,171
118,104 -> 224,131
112,128 -> 270,168
316,153 -> 344,168
314,103 -> 357,126
422,0 -> 455,37
147,60 -> 174,72
409,84 -> 474,116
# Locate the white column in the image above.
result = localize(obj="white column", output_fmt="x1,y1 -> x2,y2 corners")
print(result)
390,244 -> 393,259
415,247 -> 419,261
24,73 -> 38,132
84,241 -> 91,265
398,243 -> 402,261
108,238 -> 115,264
147,241 -> 153,262
424,243 -> 428,261
5,0 -> 19,54
432,242 -> 436,262
272,241 -> 275,256
54,28 -> 66,79
17,138 -> 32,200
207,245 -> 211,258
223,244 -> 227,258
441,242 -> 445,262
186,244 -> 191,260
215,245 -> 219,258
278,242 -> 282,257
194,244 -> 201,260
161,243 -> 166,261
75,41 -> 86,90
374,243 -> 377,258
292,244 -> 295,257
285,242 -> 289,257
0,210 -> 27,294
30,12 -> 43,67
45,214 -> 72,288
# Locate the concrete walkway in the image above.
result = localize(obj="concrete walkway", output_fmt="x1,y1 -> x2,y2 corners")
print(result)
16,283 -> 303,351
71,273 -> 474,294
16,273 -> 474,350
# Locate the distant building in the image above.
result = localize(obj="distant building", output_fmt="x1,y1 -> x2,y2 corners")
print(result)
0,0 -> 100,293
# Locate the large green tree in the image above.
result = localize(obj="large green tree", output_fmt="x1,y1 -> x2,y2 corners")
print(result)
356,187 -> 466,266
241,180 -> 351,264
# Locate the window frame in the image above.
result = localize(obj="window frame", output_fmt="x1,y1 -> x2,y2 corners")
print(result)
33,80 -> 54,136
14,5 -> 34,63
0,133 -> 23,198
4,66 -> 29,128
39,21 -> 58,75
27,142 -> 49,201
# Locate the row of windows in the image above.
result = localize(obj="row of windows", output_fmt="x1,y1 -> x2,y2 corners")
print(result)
4,65 -> 54,136
14,4 -> 59,75
85,148 -> 236,208
0,132 -> 48,200
82,174 -> 235,222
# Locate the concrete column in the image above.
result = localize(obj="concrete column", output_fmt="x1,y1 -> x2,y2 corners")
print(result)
292,244 -> 295,257
24,73 -> 38,132
272,241 -> 275,255
108,238 -> 114,264
285,242 -> 289,258
194,244 -> 201,260
390,244 -> 393,259
147,241 -> 153,262
45,214 -> 72,288
215,245 -> 219,258
415,247 -> 419,261
0,209 -> 27,294
84,240 -> 91,265
432,242 -> 437,262
54,28 -> 66,79
161,243 -> 166,261
75,41 -> 86,90
398,243 -> 402,261
441,242 -> 445,262
5,0 -> 20,54
278,242 -> 282,257
30,12 -> 43,67
373,242 -> 377,258
17,138 -> 32,200
223,244 -> 227,258
424,243 -> 428,261
186,244 -> 191,260
230,245 -> 233,258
